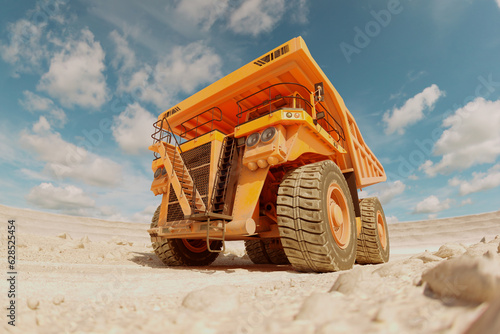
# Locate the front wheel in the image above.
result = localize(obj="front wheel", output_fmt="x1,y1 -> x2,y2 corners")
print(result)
276,160 -> 357,272
149,206 -> 221,266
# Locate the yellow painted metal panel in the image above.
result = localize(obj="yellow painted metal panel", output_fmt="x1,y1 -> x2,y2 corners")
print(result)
155,36 -> 385,189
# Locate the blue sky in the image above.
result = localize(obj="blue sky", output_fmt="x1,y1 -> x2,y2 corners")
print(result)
1,0 -> 500,223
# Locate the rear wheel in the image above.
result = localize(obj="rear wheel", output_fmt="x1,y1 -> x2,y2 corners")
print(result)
356,197 -> 390,264
277,160 -> 357,272
149,206 -> 221,266
244,238 -> 290,265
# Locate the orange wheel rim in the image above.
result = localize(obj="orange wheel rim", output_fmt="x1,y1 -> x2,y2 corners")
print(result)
327,183 -> 350,249
377,211 -> 387,250
182,239 -> 207,253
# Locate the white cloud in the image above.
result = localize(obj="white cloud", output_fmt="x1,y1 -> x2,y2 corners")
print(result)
358,180 -> 406,205
0,19 -> 46,76
421,98 -> 500,176
175,0 -> 229,31
131,205 -> 158,223
37,28 -> 108,108
461,198 -> 473,206
449,164 -> 500,195
109,30 -> 136,71
383,84 -> 444,135
19,168 -> 49,181
497,0 -> 500,9
20,119 -> 122,187
118,41 -> 222,108
26,183 -> 95,214
289,0 -> 309,24
20,91 -> 67,127
0,0 -> 68,76
378,180 -> 406,204
33,116 -> 51,133
413,195 -> 451,214
228,0 -> 286,36
112,103 -> 156,155
98,206 -> 129,222
174,0 -> 306,34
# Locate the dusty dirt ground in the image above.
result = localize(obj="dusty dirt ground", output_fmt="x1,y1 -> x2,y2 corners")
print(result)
1,204 -> 500,334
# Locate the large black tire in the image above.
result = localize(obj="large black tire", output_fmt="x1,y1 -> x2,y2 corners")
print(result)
244,238 -> 290,265
277,160 -> 357,272
356,197 -> 390,264
149,206 -> 221,266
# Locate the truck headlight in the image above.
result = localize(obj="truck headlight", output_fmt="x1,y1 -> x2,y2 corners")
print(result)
261,127 -> 277,143
246,132 -> 260,147
154,168 -> 162,178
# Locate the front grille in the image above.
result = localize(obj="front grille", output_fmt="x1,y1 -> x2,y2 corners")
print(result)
181,142 -> 211,169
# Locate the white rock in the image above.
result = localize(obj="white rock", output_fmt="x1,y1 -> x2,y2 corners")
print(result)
295,293 -> 346,325
72,241 -> 85,249
53,295 -> 65,305
17,240 -> 28,248
27,298 -> 40,310
373,259 -> 424,279
411,251 -> 443,263
330,267 -> 371,294
36,314 -> 46,326
465,243 -> 499,257
422,256 -> 500,303
463,295 -> 500,334
484,250 -> 496,259
57,233 -> 72,240
182,285 -> 240,313
434,243 -> 467,259
318,319 -> 366,334
80,235 -> 91,243
109,236 -> 133,246
266,320 -> 315,334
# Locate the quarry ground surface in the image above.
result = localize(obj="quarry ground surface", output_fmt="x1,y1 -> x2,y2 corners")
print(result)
1,204 -> 500,334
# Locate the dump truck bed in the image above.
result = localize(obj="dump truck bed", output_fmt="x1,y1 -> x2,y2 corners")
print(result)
159,37 -> 385,188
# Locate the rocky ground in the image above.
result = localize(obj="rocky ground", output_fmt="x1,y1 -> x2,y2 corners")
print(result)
1,205 -> 500,333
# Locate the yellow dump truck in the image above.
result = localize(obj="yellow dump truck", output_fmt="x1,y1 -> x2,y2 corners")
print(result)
147,37 -> 389,272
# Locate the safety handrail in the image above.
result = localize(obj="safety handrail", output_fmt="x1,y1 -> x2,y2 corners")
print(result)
236,82 -> 346,147
236,82 -> 312,124
316,101 -> 346,147
179,107 -> 223,140
151,116 -> 200,213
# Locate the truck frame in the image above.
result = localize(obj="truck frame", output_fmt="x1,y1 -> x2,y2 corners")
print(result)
147,37 -> 389,272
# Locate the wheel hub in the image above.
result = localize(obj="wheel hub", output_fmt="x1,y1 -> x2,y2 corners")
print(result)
377,211 -> 387,250
329,200 -> 344,228
327,183 -> 350,249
